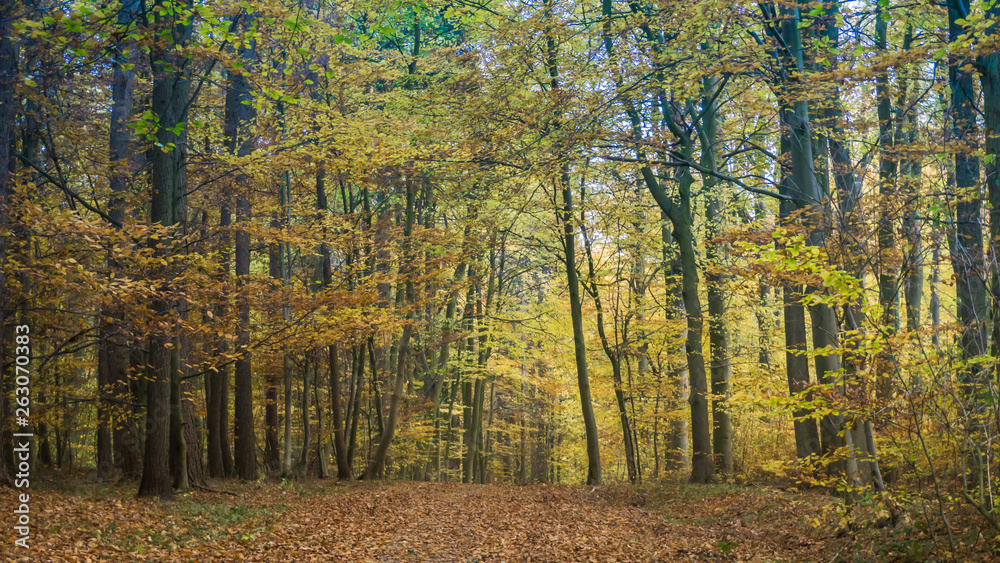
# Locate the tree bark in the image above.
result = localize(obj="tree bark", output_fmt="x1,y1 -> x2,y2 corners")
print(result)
265,211 -> 282,473
224,24 -> 258,481
208,206 -> 234,478
874,9 -> 902,401
766,1 -> 843,469
547,0 -> 601,484
699,76 -> 733,478
233,193 -> 256,480
643,163 -> 714,483
138,0 -> 193,498
949,0 -> 989,494
976,1 -> 1000,373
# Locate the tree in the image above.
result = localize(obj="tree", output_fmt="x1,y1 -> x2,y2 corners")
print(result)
224,10 -> 258,483
138,0 -> 195,499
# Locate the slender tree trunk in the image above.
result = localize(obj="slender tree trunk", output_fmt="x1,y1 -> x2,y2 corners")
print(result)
97,335 -> 113,479
328,344 -> 350,479
902,107 -> 923,334
874,9 -> 901,401
265,205 -> 283,473
547,1 -> 601,484
209,206 -> 234,478
364,328 -> 411,479
100,0 -> 143,483
930,232 -> 941,350
601,1 -> 710,479
766,2 -> 843,469
313,368 -> 328,478
225,32 -> 258,480
774,77 -> 820,462
297,359 -> 312,477
698,76 -> 733,478
181,365 -> 204,486
580,199 -> 637,483
317,168 -> 351,480
364,179 -> 417,479
643,162 -> 713,483
169,337 -> 189,491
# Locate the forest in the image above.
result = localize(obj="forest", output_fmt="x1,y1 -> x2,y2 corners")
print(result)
2,0 -> 1000,560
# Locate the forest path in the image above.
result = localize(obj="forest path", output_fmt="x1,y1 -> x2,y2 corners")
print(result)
263,482 -> 657,562
252,482 -> 826,562
1,480 -> 835,562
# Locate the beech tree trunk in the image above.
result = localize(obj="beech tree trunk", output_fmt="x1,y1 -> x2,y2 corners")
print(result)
138,0 -> 193,498
207,206 -> 234,478
699,76 -> 733,478
580,195 -> 637,483
948,0 -> 989,493
99,0 -> 142,483
977,1 -> 1000,372
661,224 -> 690,474
224,18 -> 258,481
874,9 -> 901,401
264,207 -> 283,473
547,0 -> 601,485
765,2 -> 843,469
364,180 -> 417,479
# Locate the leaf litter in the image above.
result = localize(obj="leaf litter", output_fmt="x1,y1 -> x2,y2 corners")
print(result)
2,480 -> 973,561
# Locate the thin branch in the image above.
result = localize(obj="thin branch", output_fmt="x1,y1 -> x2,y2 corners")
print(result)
14,153 -> 124,228
603,155 -> 791,201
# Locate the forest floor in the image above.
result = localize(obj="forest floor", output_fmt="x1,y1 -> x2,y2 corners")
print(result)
1,478 -> 996,562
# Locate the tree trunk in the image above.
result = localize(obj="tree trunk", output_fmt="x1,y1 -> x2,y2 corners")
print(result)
297,359 -> 313,477
96,336 -> 114,478
874,9 -> 901,401
977,2 -> 1000,372
138,0 -> 193,498
181,374 -> 204,487
99,0 -> 142,483
662,222 -> 690,474
769,2 -> 843,470
699,76 -> 733,478
580,200 -> 637,483
208,205 -> 234,478
547,3 -> 601,484
170,337 -> 189,491
329,344 -> 351,479
316,168 -> 352,480
365,178 -> 417,479
364,327 -> 411,479
223,15 -> 258,482
949,0 -> 989,494
265,216 -> 282,473
643,163 -> 713,484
